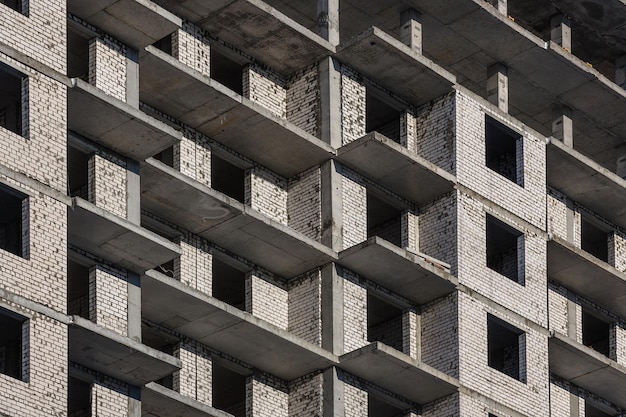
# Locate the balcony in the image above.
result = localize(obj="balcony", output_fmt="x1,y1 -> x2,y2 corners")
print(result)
68,79 -> 181,160
68,197 -> 182,273
139,46 -> 335,177
549,332 -> 626,409
68,0 -> 181,49
142,270 -> 338,380
339,237 -> 457,305
142,382 -> 234,417
340,342 -> 459,404
69,315 -> 181,386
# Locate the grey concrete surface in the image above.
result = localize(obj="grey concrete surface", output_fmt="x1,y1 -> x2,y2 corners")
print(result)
142,383 -> 234,417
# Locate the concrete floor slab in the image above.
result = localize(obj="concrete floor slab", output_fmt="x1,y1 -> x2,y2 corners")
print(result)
68,79 -> 181,160
549,333 -> 626,409
547,238 -> 626,319
68,197 -> 182,273
336,132 -> 457,205
142,383 -> 234,417
69,315 -> 181,386
339,237 -> 457,305
141,159 -> 337,278
334,27 -> 456,106
68,0 -> 181,49
340,342 -> 459,404
142,270 -> 338,380
140,47 -> 335,177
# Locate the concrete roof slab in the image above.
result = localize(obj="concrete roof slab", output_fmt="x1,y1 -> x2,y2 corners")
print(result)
340,342 -> 459,404
69,315 -> 181,386
68,0 -> 181,49
68,79 -> 181,160
142,270 -> 338,380
140,47 -> 335,177
547,140 -> 626,231
142,383 -> 234,417
549,333 -> 626,409
336,132 -> 456,205
548,238 -> 626,319
335,27 -> 456,106
338,237 -> 457,305
68,197 -> 182,273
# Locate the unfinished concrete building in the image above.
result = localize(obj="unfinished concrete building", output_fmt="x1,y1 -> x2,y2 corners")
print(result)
0,0 -> 625,416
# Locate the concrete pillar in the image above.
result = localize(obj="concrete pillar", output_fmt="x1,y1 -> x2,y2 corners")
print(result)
319,58 -> 342,148
400,9 -> 422,55
317,0 -> 339,46
321,264 -> 344,355
127,272 -> 141,342
322,368 -> 344,417
617,144 -> 626,179
126,159 -> 140,225
487,63 -> 508,113
125,48 -> 139,108
321,160 -> 343,251
552,106 -> 573,147
551,14 -> 572,51
616,55 -> 626,89
487,0 -> 507,15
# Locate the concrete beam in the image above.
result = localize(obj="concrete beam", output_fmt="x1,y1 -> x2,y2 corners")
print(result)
550,14 -> 572,51
487,0 -> 507,14
487,63 -> 508,113
317,0 -> 339,46
338,237 -> 457,305
552,106 -> 573,147
142,382 -> 234,417
400,9 -> 422,55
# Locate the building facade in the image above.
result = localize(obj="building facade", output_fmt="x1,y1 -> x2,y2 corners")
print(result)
0,0 -> 625,416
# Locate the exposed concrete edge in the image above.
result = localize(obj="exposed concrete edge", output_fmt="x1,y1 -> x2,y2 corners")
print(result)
0,286 -> 69,323
0,40 -> 71,86
0,162 -> 72,206
548,236 -> 626,281
126,0 -> 182,27
549,332 -> 626,373
142,382 -> 235,417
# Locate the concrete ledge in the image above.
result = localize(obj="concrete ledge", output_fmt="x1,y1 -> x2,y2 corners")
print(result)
69,315 -> 181,386
335,27 -> 456,105
141,159 -> 337,277
142,382 -> 234,417
68,197 -> 182,273
68,79 -> 181,160
142,270 -> 338,380
549,332 -> 626,409
547,139 -> 626,231
68,0 -> 182,49
139,46 -> 335,177
336,132 -> 457,205
339,237 -> 457,305
340,342 -> 459,404
548,237 -> 626,318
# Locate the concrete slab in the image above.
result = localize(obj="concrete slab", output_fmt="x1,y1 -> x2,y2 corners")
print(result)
334,27 -> 456,105
338,237 -> 457,305
68,0 -> 181,49
142,383 -> 233,417
151,0 -> 334,75
141,159 -> 337,278
547,139 -> 626,231
68,197 -> 182,274
549,333 -> 626,409
548,238 -> 626,319
68,79 -> 181,160
336,132 -> 457,205
69,315 -> 181,386
142,270 -> 338,380
139,47 -> 335,177
340,342 -> 459,404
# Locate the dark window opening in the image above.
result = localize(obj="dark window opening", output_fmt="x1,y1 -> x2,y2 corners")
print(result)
212,257 -> 246,310
0,307 -> 28,381
0,0 -> 26,15
366,89 -> 401,144
368,394 -> 406,417
367,191 -> 403,247
68,146 -> 90,199
485,116 -> 523,186
0,184 -> 27,258
0,62 -> 25,136
67,260 -> 90,320
487,314 -> 525,382
486,215 -> 524,285
367,293 -> 403,352
585,402 -> 613,417
212,154 -> 245,203
68,376 -> 92,417
213,362 -> 246,417
582,310 -> 610,357
153,146 -> 174,168
152,34 -> 173,56
156,259 -> 175,279
211,48 -> 244,95
67,26 -> 90,81
581,218 -> 609,263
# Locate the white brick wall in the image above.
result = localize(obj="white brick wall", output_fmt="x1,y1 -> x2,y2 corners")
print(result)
340,166 -> 367,250
88,152 -> 127,219
608,230 -> 626,272
174,232 -> 212,295
247,373 -> 289,417
421,292 -> 459,377
245,272 -> 288,330
174,128 -> 212,187
174,339 -> 212,406
414,92 -> 456,173
243,64 -> 287,118
419,192 -> 458,272
89,264 -> 128,336
286,65 -> 320,137
340,65 -> 366,145
341,269 -> 368,352
342,373 -> 368,417
288,270 -> 322,346
172,21 -> 211,77
92,376 -> 130,417
288,372 -> 323,417
245,167 -> 288,225
287,166 -> 321,241
88,36 -> 127,102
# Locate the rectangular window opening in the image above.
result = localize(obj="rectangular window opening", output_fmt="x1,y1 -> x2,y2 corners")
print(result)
0,0 -> 27,15
67,25 -> 90,81
211,48 -> 245,95
368,393 -> 406,417
581,218 -> 609,263
67,260 -> 90,320
152,34 -> 173,56
213,361 -> 246,417
485,116 -> 523,186
366,88 -> 401,144
367,293 -> 403,351
153,146 -> 174,168
0,306 -> 28,381
585,401 -> 613,417
367,191 -> 403,247
487,314 -> 526,383
68,376 -> 92,417
0,184 -> 28,258
0,62 -> 26,137
582,309 -> 610,357
212,257 -> 246,310
68,146 -> 90,199
486,215 -> 524,285
212,154 -> 245,203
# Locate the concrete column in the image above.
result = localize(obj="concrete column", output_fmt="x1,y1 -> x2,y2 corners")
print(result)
322,368 -> 344,417
126,159 -> 140,225
617,145 -> 626,179
321,264 -> 344,355
321,160 -> 343,251
127,272 -> 141,342
616,55 -> 626,89
552,106 -> 573,147
551,14 -> 572,51
319,57 -> 342,148
317,0 -> 339,46
487,0 -> 507,15
126,48 -> 139,108
487,63 -> 508,113
400,9 -> 422,54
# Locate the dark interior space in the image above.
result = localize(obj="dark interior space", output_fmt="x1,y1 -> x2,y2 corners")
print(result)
212,257 -> 246,310
68,376 -> 92,417
366,89 -> 401,143
0,307 -> 27,380
0,62 -> 25,136
212,154 -> 245,203
211,48 -> 245,95
213,361 -> 247,417
581,218 -> 609,263
488,314 -> 525,382
582,310 -> 611,357
0,184 -> 25,257
367,191 -> 403,247
67,259 -> 90,319
486,215 -> 524,284
367,293 -> 403,351
485,116 -> 522,186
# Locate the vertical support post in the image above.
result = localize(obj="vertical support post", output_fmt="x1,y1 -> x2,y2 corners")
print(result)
488,0 -> 507,14
317,0 -> 339,46
321,263 -> 344,355
617,144 -> 626,179
126,159 -> 141,225
552,106 -> 573,147
126,48 -> 139,108
551,14 -> 572,51
400,9 -> 422,55
616,55 -> 626,89
487,63 -> 508,113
